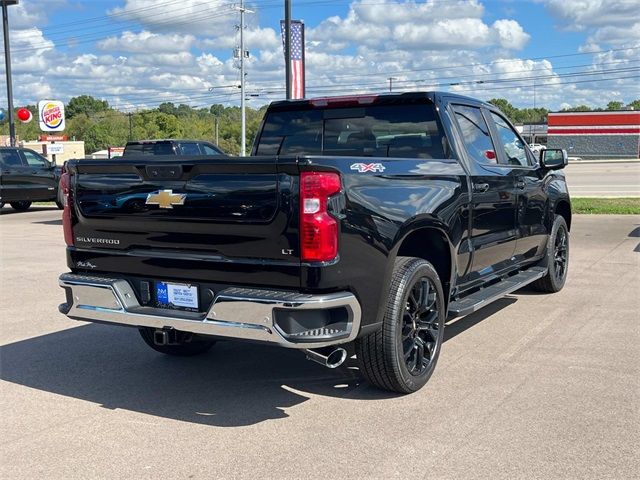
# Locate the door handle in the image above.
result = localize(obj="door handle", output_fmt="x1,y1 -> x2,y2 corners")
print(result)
473,182 -> 490,193
515,180 -> 526,190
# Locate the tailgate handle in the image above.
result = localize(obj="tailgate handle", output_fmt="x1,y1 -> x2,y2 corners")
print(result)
145,165 -> 183,180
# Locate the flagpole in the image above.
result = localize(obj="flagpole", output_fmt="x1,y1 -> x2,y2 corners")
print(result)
285,0 -> 292,100
301,20 -> 305,98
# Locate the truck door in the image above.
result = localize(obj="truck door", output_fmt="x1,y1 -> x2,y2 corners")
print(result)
19,149 -> 57,201
451,104 -> 518,281
1,149 -> 31,202
487,112 -> 548,265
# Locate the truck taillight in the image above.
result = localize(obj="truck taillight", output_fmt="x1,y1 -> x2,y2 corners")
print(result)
60,172 -> 74,246
300,171 -> 341,262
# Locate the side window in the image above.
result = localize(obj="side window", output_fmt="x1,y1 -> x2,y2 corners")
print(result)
21,150 -> 49,167
489,112 -> 529,167
1,150 -> 26,167
452,105 -> 498,165
201,144 -> 221,155
179,143 -> 202,155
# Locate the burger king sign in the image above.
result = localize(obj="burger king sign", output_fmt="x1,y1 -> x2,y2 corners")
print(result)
38,100 -> 66,132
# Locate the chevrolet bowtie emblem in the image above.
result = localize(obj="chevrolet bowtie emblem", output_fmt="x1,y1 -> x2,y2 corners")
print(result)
145,190 -> 187,209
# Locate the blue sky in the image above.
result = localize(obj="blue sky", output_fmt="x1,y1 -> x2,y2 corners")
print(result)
2,0 -> 639,111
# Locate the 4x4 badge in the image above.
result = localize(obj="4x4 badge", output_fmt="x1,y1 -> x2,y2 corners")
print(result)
350,163 -> 385,173
145,190 -> 187,209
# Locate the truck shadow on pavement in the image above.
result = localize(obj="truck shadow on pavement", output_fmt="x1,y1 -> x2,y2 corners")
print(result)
1,299 -> 515,427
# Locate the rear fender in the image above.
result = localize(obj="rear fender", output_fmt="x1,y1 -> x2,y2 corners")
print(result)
373,217 -> 455,326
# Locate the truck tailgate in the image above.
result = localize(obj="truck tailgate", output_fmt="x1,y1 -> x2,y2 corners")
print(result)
68,156 -> 300,286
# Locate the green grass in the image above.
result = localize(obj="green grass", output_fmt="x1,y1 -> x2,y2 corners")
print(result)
572,197 -> 640,214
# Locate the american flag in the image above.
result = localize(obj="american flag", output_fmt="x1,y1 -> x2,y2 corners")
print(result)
280,20 -> 305,99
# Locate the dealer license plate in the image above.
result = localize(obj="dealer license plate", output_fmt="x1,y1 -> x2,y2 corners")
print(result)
156,282 -> 199,309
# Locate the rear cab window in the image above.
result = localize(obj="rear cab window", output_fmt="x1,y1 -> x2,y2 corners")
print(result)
178,142 -> 202,155
123,142 -> 175,156
255,100 -> 447,159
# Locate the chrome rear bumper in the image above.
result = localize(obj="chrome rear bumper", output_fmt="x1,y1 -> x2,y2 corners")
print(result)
58,273 -> 361,349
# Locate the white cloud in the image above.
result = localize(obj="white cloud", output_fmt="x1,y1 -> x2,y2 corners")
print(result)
202,27 -> 281,51
492,20 -> 530,50
97,31 -> 196,53
310,0 -> 528,51
542,0 -> 640,30
108,0 -> 237,35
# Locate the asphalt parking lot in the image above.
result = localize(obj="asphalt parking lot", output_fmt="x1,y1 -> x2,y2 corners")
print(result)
1,207 -> 639,479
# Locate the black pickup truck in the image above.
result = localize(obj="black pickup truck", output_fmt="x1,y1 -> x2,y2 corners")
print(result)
58,92 -> 570,394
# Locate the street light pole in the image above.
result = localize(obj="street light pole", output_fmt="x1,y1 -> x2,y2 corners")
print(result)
2,0 -> 18,147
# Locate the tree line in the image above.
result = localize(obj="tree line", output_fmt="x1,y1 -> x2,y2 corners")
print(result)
1,95 -> 267,154
2,95 -> 638,154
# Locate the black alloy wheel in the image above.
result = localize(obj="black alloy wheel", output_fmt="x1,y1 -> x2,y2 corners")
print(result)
532,215 -> 569,293
553,224 -> 568,283
401,277 -> 440,376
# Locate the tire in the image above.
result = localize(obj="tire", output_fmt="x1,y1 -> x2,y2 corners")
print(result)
532,215 -> 569,293
138,328 -> 216,356
56,189 -> 64,209
355,256 -> 446,394
10,201 -> 32,211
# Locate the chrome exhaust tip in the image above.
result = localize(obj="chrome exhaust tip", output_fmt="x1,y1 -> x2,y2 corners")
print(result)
304,347 -> 348,369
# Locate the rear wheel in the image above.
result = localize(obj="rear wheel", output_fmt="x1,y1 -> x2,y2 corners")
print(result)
355,256 -> 445,394
532,215 -> 569,293
10,201 -> 31,211
138,328 -> 216,356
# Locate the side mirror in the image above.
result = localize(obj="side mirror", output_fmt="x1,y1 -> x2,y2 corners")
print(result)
540,148 -> 568,170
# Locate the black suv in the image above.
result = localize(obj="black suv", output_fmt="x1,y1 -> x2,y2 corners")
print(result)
122,139 -> 225,157
0,147 -> 63,211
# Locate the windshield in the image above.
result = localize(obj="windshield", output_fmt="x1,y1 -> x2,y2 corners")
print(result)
256,102 -> 447,159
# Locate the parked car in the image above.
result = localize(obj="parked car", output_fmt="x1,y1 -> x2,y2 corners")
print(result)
58,92 -> 570,394
0,147 -> 63,211
529,143 -> 547,155
122,139 -> 225,157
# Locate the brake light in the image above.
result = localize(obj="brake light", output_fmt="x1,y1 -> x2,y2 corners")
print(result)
60,172 -> 74,246
300,172 -> 341,262
310,95 -> 378,107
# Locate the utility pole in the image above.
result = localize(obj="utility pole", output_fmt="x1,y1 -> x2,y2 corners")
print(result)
388,77 -> 397,92
128,112 -> 133,141
2,0 -> 18,147
214,116 -> 219,145
235,0 -> 252,156
284,0 -> 292,99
